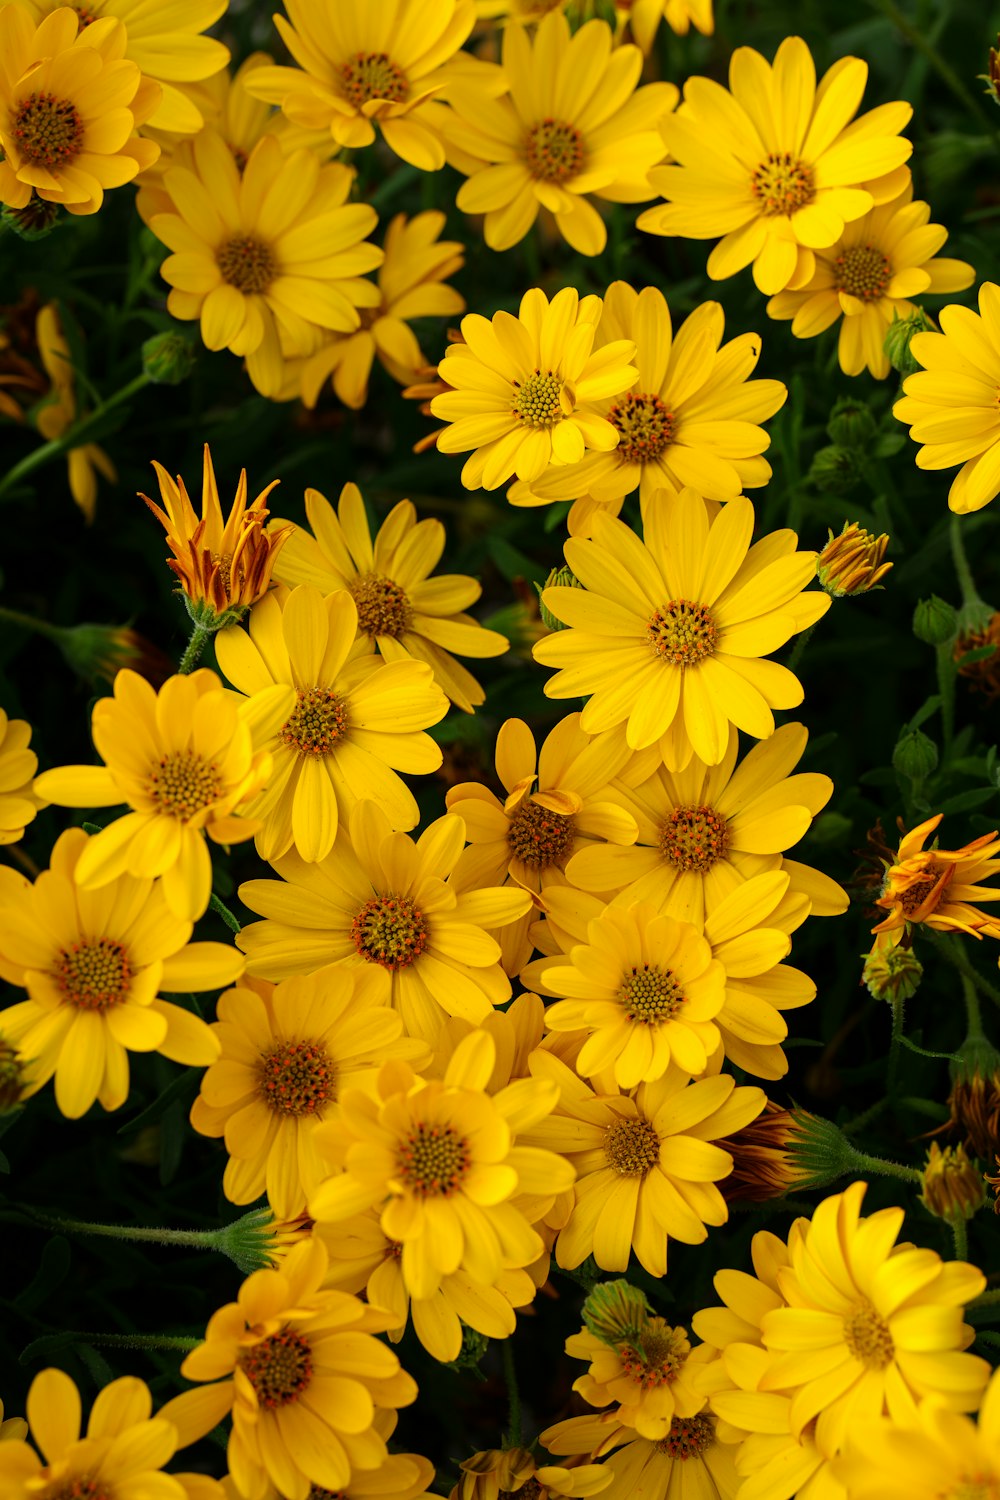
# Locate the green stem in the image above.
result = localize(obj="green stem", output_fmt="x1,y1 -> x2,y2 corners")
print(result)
951,512 -> 988,615
961,972 -> 986,1043
68,1332 -> 199,1352
787,624 -> 816,673
22,1209 -> 225,1253
209,892 -> 241,934
501,1336 -> 522,1448
886,995 -> 906,1098
951,1215 -> 969,1261
841,1097 -> 888,1137
866,0 -> 998,136
845,1149 -> 922,1184
179,623 -> 211,674
936,640 -> 956,753
928,930 -> 1000,1011
0,373 -> 150,501
0,604 -> 63,640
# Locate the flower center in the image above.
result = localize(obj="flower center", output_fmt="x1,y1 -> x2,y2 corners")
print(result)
240,1327 -> 313,1408
351,895 -> 429,969
55,939 -> 132,1011
655,1413 -> 716,1460
349,573 -> 413,639
339,51 -> 409,107
618,964 -> 685,1025
751,154 -> 815,216
258,1040 -> 335,1117
647,600 -> 718,666
618,1323 -> 688,1389
396,1121 -> 471,1197
48,1480 -> 112,1500
608,393 -> 676,464
524,118 -> 585,182
217,235 -> 278,295
892,864 -> 951,917
506,798 -> 576,869
499,1483 -> 543,1500
146,750 -> 224,820
72,4 -> 100,24
843,1301 -> 894,1369
280,688 -> 350,756
659,805 -> 730,872
511,370 -> 565,428
11,92 -> 84,168
604,1116 -> 661,1177
835,243 -> 892,301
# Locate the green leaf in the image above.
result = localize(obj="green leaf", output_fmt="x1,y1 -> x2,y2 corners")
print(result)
900,1036 -> 963,1062
936,788 -> 996,816
908,695 -> 942,731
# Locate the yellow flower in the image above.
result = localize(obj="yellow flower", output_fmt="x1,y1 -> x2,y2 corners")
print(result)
0,828 -> 231,1118
148,133 -> 383,398
309,1029 -> 576,1299
191,968 -> 428,1220
443,13 -> 675,256
158,1236 -> 417,1500
637,36 -> 913,295
273,483 -> 508,713
815,521 -> 892,596
34,667 -> 291,921
237,800 -> 532,1042
565,1298 -> 706,1440
35,302 -> 116,522
0,706 -> 44,845
767,182 -> 974,378
893,281 -> 1000,513
142,444 -> 293,626
245,0 -> 476,170
429,286 -> 638,490
540,1411 -> 740,1500
872,811 -> 1000,946
623,0 -> 714,49
451,1448 -> 610,1500
215,585 -> 449,864
507,284 -> 786,510
0,1397 -> 26,1443
0,8 -> 160,215
299,211 -> 466,411
534,491 -> 831,769
224,1411 -> 435,1500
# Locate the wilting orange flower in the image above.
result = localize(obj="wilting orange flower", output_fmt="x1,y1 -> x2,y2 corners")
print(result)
872,812 -> 1000,946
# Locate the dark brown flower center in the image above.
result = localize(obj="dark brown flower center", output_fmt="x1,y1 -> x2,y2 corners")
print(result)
55,939 -> 132,1011
604,1116 -> 661,1177
240,1327 -> 313,1408
507,798 -> 576,869
396,1121 -> 471,1197
349,573 -> 412,639
48,1479 -> 112,1500
608,392 -> 676,464
11,92 -> 84,167
280,688 -> 350,756
524,118 -> 585,182
836,243 -> 892,301
647,600 -> 718,666
146,750 -> 224,819
217,235 -> 277,295
618,964 -> 685,1025
896,871 -> 945,915
618,1323 -> 688,1388
351,895 -> 429,969
259,1040 -> 335,1117
511,369 -> 565,428
655,1413 -> 716,1460
340,52 -> 409,107
659,804 -> 730,872
751,153 -> 815,216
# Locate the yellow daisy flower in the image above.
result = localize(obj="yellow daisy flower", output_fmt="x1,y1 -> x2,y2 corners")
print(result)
871,811 -> 1000,947
299,211 -> 467,411
623,0 -> 714,49
245,0 -> 476,170
158,1236 -> 417,1499
0,706 -> 44,846
225,1412 -> 435,1500
767,182 -> 975,378
35,302 -> 117,521
451,1447 -> 610,1500
214,584 -> 449,864
0,1397 -> 26,1442
34,667 -> 292,921
563,723 -> 846,928
309,1029 -> 576,1299
429,286 -> 638,490
0,828 -> 232,1119
636,36 -> 913,296
508,284 -> 787,510
540,1410 -> 740,1500
148,133 -> 383,399
443,13 -> 675,256
237,800 -> 532,1042
533,491 -> 831,770
190,967 -> 428,1220
893,281 -> 1000,513
0,7 -> 160,216
522,1051 -> 764,1276
272,483 -> 508,713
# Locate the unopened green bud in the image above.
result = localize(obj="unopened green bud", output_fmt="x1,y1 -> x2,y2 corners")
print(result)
913,595 -> 958,646
827,398 -> 878,450
537,565 -> 583,632
808,445 -> 861,495
142,331 -> 197,385
1,195 -> 59,240
181,593 -> 249,634
582,1279 -> 652,1347
862,941 -> 924,1003
892,726 -> 938,783
885,308 -> 934,377
0,1034 -> 28,1113
213,1208 -> 310,1273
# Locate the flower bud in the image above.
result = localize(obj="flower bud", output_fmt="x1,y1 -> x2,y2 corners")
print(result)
582,1279 -> 653,1346
946,1035 -> 1000,1159
862,938 -> 923,1004
214,1208 -> 312,1274
808,445 -> 861,495
827,398 -> 878,450
0,1035 -> 28,1114
537,565 -> 583,632
1,195 -> 59,240
52,622 -> 173,688
816,522 -> 892,598
913,595 -> 958,646
721,1102 -> 857,1203
884,308 -> 934,377
981,35 -> 1000,105
892,726 -> 938,783
920,1141 -> 986,1222
141,331 -> 198,385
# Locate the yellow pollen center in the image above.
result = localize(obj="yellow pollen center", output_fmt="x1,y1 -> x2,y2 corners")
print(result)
655,1413 -> 716,1460
647,600 -> 718,666
55,939 -> 132,1011
48,1480 -> 111,1500
618,963 -> 685,1025
511,370 -> 565,428
352,895 -> 429,969
217,235 -> 278,295
524,118 -> 585,182
843,1301 -> 894,1368
608,393 -> 676,464
659,804 -> 730,872
280,688 -> 350,756
506,798 -> 576,869
836,243 -> 892,301
259,1040 -> 335,1117
12,91 -> 84,168
604,1116 -> 661,1177
618,1323 -> 687,1389
349,573 -> 413,639
751,153 -> 815,216
340,51 -> 409,107
146,750 -> 224,820
396,1121 -> 472,1197
72,3 -> 100,24
240,1327 -> 313,1408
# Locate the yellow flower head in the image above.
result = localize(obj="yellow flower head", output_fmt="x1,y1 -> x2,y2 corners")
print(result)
430,286 -> 638,490
872,811 -> 1000,946
245,0 -> 476,170
624,0 -> 714,50
534,491 -> 831,770
190,967 -> 428,1220
0,7 -> 161,216
919,1141 -> 986,1223
451,1447 -> 610,1500
149,134 -> 383,398
215,585 -> 449,864
142,444 -> 293,626
300,211 -> 467,411
34,667 -> 292,921
237,800 -> 532,1042
36,302 -> 116,521
540,1409 -> 739,1500
0,828 -> 233,1118
273,482 -> 508,712
508,284 -> 787,511
894,281 -> 1000,513
444,13 -> 675,256
0,706 -> 45,846
0,1396 -> 26,1442
637,36 -> 913,295
816,520 -> 892,596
